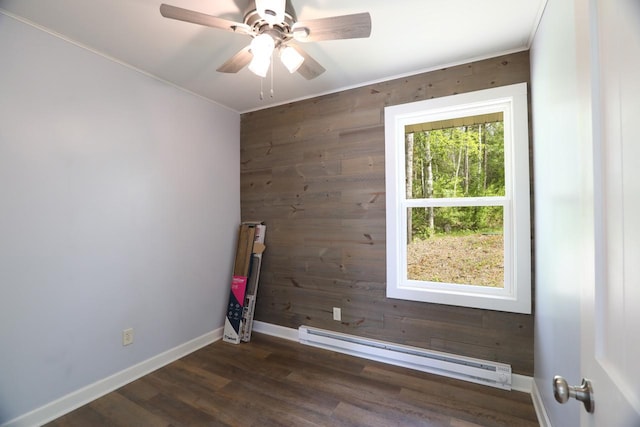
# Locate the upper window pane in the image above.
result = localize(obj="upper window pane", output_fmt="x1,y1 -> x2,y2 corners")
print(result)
405,113 -> 505,199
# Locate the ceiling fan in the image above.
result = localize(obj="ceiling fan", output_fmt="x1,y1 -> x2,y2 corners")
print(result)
159,0 -> 372,80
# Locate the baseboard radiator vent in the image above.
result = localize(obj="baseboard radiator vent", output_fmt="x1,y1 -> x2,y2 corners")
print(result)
299,326 -> 512,390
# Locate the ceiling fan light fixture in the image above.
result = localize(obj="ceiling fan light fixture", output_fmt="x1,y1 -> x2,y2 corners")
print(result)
256,0 -> 285,25
248,34 -> 275,77
280,46 -> 304,73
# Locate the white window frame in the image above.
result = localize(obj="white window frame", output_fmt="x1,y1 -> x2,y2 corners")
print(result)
384,83 -> 531,314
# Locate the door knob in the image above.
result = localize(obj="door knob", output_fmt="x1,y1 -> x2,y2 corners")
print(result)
553,376 -> 595,413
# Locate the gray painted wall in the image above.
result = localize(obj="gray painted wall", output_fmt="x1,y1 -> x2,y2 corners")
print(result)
0,14 -> 240,423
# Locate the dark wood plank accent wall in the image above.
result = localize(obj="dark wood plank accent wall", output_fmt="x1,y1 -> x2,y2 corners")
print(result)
240,51 -> 534,375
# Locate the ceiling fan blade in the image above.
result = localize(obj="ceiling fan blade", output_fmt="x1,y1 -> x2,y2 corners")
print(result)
291,46 -> 326,80
293,12 -> 371,42
159,4 -> 251,35
217,45 -> 253,73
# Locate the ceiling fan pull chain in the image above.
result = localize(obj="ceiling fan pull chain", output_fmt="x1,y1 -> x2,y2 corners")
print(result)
259,77 -> 264,101
270,55 -> 274,98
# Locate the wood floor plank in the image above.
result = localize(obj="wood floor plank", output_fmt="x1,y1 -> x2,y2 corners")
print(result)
221,369 -> 340,418
45,333 -> 539,426
45,405 -> 117,427
285,366 -> 460,426
361,364 -> 537,419
399,387 -> 538,427
332,401 -> 412,427
218,381 -> 335,426
87,391 -> 170,427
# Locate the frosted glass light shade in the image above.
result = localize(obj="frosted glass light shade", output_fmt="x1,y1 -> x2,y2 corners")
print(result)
280,46 -> 304,73
250,34 -> 275,58
248,55 -> 271,77
248,34 -> 275,77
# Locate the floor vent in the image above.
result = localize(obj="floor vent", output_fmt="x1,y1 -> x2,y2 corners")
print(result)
299,326 -> 512,390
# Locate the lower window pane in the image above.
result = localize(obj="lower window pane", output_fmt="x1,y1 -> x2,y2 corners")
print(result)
406,206 -> 504,287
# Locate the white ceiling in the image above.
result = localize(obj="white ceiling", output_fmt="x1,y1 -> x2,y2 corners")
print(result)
0,0 -> 546,113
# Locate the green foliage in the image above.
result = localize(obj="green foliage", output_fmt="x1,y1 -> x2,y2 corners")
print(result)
432,206 -> 503,233
407,121 -> 505,239
412,219 -> 435,240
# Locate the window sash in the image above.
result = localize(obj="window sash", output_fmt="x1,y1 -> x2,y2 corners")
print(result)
403,196 -> 507,208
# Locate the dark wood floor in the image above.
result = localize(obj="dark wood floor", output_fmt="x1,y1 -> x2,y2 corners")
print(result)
45,333 -> 539,426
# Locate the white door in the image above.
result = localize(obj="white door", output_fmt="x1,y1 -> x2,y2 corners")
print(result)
574,0 -> 640,425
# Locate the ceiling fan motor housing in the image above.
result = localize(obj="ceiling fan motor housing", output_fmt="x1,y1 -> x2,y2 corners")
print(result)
244,0 -> 296,37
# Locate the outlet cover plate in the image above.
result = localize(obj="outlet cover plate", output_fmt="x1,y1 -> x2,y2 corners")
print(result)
123,328 -> 134,346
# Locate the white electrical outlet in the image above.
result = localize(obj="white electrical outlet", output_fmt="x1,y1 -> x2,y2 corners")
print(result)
122,328 -> 134,346
333,307 -> 341,321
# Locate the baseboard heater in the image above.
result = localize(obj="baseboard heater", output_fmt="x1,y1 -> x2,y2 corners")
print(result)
298,326 -> 512,390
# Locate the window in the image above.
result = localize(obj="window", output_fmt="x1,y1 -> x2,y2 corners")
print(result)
384,83 -> 531,314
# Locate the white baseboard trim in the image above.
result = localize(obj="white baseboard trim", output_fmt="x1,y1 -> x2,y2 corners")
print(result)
252,320 -> 298,341
531,378 -> 552,427
512,374 -> 533,393
1,327 -> 223,427
252,322 -> 535,394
